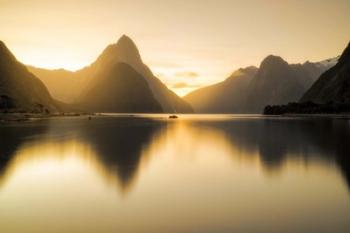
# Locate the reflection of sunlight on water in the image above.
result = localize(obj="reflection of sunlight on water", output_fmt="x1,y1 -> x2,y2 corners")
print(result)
0,117 -> 350,233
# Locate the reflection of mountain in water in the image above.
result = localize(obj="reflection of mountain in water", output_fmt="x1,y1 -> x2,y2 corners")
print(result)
76,117 -> 165,190
0,117 -> 164,192
0,122 -> 49,177
191,118 -> 350,190
0,116 -> 349,194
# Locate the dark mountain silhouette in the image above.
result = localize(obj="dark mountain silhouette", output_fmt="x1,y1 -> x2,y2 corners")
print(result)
245,55 -> 315,113
264,43 -> 349,115
185,55 -> 334,113
0,41 -> 59,113
184,66 -> 258,113
77,117 -> 164,192
78,62 -> 162,113
29,35 -> 192,113
301,42 -> 350,103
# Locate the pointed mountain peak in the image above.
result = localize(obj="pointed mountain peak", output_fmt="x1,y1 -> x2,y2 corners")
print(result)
114,34 -> 139,54
95,35 -> 142,68
117,34 -> 134,44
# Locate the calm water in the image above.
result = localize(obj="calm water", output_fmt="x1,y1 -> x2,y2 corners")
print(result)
0,115 -> 349,233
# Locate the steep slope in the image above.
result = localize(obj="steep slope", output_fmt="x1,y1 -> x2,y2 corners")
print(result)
0,41 -> 58,113
245,55 -> 324,113
78,62 -> 162,113
80,35 -> 192,113
185,54 -> 333,113
301,42 -> 350,103
29,35 -> 193,113
184,66 -> 258,113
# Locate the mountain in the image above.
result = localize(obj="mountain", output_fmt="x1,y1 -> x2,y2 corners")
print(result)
301,42 -> 350,103
78,62 -> 162,113
184,66 -> 258,113
29,35 -> 193,113
27,66 -> 82,103
314,56 -> 340,69
0,41 -> 59,113
244,55 -> 317,113
185,55 -> 334,113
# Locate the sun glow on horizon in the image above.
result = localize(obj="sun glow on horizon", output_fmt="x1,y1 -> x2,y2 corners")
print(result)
1,0 -> 349,95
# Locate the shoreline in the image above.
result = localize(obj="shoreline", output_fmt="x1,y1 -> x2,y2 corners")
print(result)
0,112 -> 93,123
1,112 -> 350,123
280,113 -> 350,119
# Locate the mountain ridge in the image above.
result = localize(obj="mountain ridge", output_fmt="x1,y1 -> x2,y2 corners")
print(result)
29,35 -> 192,113
185,54 -> 337,113
301,42 -> 350,103
0,41 -> 59,113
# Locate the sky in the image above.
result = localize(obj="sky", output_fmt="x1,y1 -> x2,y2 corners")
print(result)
0,0 -> 349,96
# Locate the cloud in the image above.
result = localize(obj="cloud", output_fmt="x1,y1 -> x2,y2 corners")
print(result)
171,82 -> 201,89
175,71 -> 199,78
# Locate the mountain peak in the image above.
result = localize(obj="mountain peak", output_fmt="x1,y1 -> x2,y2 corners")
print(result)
262,55 -> 286,63
94,35 -> 142,69
260,55 -> 289,70
115,34 -> 139,53
117,34 -> 133,43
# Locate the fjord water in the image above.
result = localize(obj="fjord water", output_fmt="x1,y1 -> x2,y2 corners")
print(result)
0,115 -> 349,233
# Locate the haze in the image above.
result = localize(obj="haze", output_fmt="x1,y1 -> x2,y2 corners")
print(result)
0,0 -> 349,96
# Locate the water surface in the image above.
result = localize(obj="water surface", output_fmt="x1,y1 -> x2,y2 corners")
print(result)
0,115 -> 349,233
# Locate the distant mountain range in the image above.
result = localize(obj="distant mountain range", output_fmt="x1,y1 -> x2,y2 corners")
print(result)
1,34 -> 348,115
185,55 -> 338,113
29,35 -> 192,113
26,66 -> 79,103
0,41 -> 59,113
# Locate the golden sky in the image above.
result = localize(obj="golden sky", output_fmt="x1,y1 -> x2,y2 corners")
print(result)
0,0 -> 349,96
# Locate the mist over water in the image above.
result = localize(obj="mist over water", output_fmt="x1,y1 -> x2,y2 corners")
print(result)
0,115 -> 349,233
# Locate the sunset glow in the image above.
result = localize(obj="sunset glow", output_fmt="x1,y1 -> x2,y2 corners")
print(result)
0,0 -> 349,96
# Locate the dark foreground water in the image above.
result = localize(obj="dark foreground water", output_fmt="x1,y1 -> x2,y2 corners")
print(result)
0,115 -> 349,233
